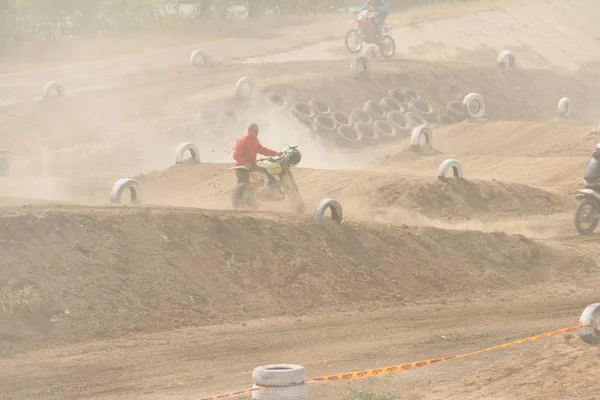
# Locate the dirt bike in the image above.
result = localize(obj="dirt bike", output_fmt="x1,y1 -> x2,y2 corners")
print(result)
574,185 -> 600,234
229,146 -> 306,214
345,9 -> 395,59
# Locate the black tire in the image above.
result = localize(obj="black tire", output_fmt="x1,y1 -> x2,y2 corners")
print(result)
574,198 -> 599,235
378,34 -> 396,59
345,29 -> 362,53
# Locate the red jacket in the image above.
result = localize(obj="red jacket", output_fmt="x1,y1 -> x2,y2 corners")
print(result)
233,134 -> 277,166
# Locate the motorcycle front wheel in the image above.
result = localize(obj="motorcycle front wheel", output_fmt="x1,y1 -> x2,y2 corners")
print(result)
574,197 -> 599,235
345,29 -> 362,53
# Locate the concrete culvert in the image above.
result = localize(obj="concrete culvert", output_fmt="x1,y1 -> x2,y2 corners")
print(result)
386,111 -> 412,137
374,120 -> 397,142
579,303 -> 600,345
175,142 -> 201,164
437,159 -> 463,179
389,88 -> 408,105
408,98 -> 433,116
336,125 -> 363,147
351,108 -> 372,124
446,101 -> 467,121
354,122 -> 379,145
235,76 -> 255,100
313,198 -> 343,225
558,97 -> 571,117
110,178 -> 141,205
42,81 -> 64,99
402,88 -> 421,101
406,112 -> 429,128
291,102 -> 314,119
410,125 -> 433,152
380,96 -> 403,112
331,111 -> 351,126
437,113 -> 455,125
364,100 -> 386,120
309,98 -> 331,115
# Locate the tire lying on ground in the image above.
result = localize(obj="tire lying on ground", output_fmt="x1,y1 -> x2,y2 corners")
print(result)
175,142 -> 200,164
380,96 -> 403,112
314,115 -> 337,137
437,113 -> 455,125
189,49 -> 211,67
408,98 -> 433,117
110,178 -> 141,205
331,111 -> 351,126
354,122 -> 379,145
373,120 -> 397,142
579,303 -> 600,345
235,76 -> 255,100
252,384 -> 309,400
402,88 -> 421,101
410,125 -> 433,152
42,81 -> 64,99
386,111 -> 412,138
218,108 -> 243,126
389,88 -> 408,106
350,56 -> 371,80
364,100 -> 386,120
313,198 -> 343,225
265,92 -> 287,109
336,124 -> 363,148
558,97 -> 571,117
462,93 -> 486,119
406,111 -> 429,128
351,108 -> 372,124
446,100 -> 468,121
497,50 -> 516,69
437,159 -> 463,179
309,98 -> 331,116
290,102 -> 314,119
252,364 -> 306,387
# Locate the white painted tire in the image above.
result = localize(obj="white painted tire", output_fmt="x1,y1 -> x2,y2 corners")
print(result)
402,88 -> 421,101
110,178 -> 141,205
252,384 -> 308,400
380,96 -> 403,112
558,97 -> 571,117
386,111 -> 412,137
313,198 -> 343,225
389,88 -> 408,106
410,125 -> 433,152
0,148 -> 10,176
309,98 -> 331,116
463,93 -> 486,119
406,112 -> 429,128
408,98 -> 433,116
252,364 -> 305,387
350,56 -> 371,80
354,122 -> 379,145
330,111 -> 351,126
290,102 -> 314,119
351,108 -> 372,124
235,76 -> 255,100
336,125 -> 363,147
190,49 -> 210,67
42,81 -> 64,99
437,159 -> 463,179
363,100 -> 386,120
218,108 -> 243,126
579,303 -> 600,345
175,142 -> 200,164
373,120 -> 397,142
314,115 -> 337,133
497,50 -> 516,69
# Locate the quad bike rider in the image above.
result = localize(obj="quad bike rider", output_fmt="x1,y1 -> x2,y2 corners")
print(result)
573,143 -> 600,234
230,123 -> 305,213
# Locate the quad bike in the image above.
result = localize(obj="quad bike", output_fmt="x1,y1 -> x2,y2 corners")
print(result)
345,9 -> 395,59
574,185 -> 600,234
229,146 -> 306,214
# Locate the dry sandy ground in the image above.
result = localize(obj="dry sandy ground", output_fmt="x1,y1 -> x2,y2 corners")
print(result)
2,1 -> 600,399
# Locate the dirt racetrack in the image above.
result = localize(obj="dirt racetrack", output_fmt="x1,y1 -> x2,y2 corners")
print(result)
4,0 -> 600,399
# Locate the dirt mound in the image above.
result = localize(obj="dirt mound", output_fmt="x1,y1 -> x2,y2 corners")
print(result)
0,205 -> 587,355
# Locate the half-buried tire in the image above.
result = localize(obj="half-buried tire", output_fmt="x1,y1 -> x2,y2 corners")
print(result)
336,125 -> 363,147
175,142 -> 200,164
410,125 -> 433,152
408,98 -> 433,117
290,102 -> 314,119
314,115 -> 337,138
309,98 -> 331,116
446,100 -> 467,121
579,303 -> 600,345
351,108 -> 372,124
389,88 -> 408,106
373,120 -> 397,142
406,112 -> 429,128
364,100 -> 386,121
110,178 -> 141,205
354,122 -> 379,145
380,96 -> 403,112
331,111 -> 351,126
313,198 -> 343,225
437,159 -> 463,179
386,111 -> 412,138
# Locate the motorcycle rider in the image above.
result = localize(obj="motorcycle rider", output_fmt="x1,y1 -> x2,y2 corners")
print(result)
356,0 -> 389,40
584,143 -> 600,187
233,123 -> 279,193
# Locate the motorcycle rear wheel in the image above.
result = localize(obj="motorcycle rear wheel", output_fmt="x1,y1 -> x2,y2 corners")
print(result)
574,198 -> 599,235
378,34 -> 396,59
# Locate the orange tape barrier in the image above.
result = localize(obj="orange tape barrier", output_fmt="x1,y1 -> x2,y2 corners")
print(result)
195,324 -> 586,400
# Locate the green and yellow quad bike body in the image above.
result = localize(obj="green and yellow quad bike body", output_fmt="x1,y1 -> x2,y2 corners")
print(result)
229,146 -> 306,214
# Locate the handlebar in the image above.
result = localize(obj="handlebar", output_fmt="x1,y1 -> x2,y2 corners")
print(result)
257,145 -> 297,163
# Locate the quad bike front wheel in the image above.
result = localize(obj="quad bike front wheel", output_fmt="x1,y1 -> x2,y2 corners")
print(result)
345,29 -> 363,53
378,34 -> 396,59
574,197 -> 599,235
